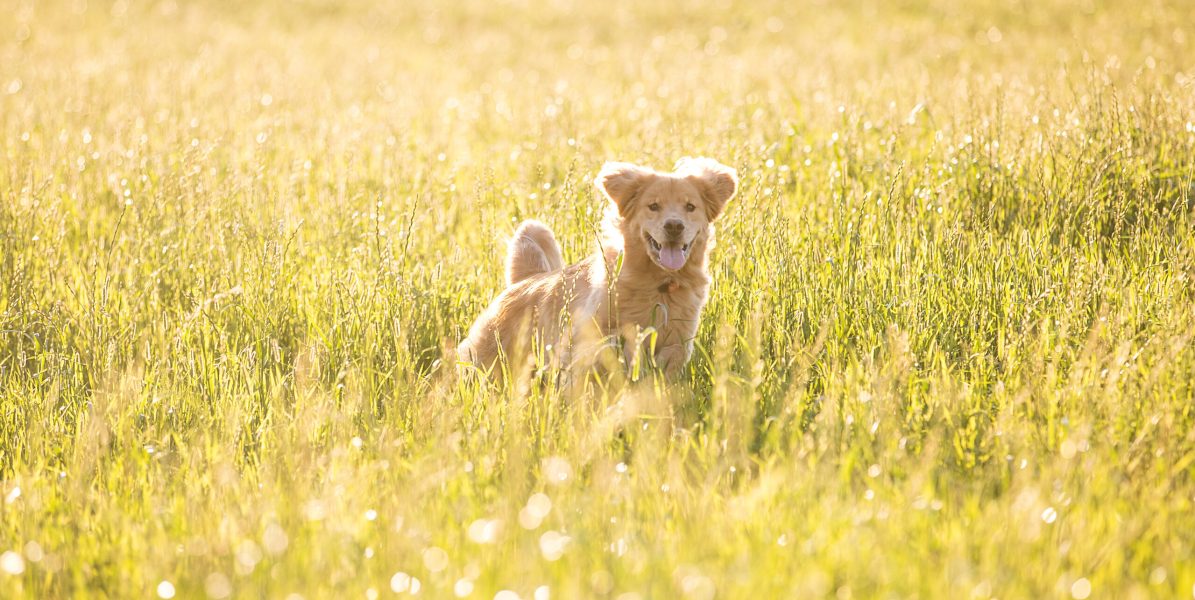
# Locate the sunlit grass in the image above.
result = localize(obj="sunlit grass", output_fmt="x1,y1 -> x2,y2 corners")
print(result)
2,0 -> 1194,598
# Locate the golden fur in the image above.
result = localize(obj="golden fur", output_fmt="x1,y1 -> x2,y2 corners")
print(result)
458,157 -> 738,381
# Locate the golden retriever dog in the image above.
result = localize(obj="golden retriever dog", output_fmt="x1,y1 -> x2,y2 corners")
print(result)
458,157 -> 738,382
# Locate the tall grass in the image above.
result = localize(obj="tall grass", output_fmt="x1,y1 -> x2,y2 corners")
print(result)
2,0 -> 1194,597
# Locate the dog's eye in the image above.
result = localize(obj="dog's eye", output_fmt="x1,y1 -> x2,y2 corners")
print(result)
685,203 -> 697,212
648,203 -> 660,211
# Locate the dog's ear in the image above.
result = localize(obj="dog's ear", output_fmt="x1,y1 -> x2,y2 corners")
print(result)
595,162 -> 654,216
677,157 -> 738,220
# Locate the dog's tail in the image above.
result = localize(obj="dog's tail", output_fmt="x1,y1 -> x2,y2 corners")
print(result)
506,220 -> 564,285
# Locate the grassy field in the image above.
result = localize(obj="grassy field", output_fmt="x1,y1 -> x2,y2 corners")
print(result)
2,0 -> 1195,597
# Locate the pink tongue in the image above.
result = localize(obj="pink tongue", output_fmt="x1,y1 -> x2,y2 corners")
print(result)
658,246 -> 686,270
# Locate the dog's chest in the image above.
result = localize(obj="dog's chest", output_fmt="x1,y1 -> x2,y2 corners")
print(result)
612,279 -> 707,332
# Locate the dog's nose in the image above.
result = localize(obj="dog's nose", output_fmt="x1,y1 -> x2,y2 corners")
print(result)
663,219 -> 684,239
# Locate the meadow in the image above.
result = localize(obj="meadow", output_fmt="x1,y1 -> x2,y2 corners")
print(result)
2,0 -> 1194,597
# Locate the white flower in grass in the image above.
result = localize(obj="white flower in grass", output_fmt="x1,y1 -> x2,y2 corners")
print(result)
262,523 -> 289,555
391,572 -> 422,594
538,531 -> 570,561
468,518 -> 502,543
453,579 -> 474,597
422,546 -> 448,572
541,457 -> 571,485
519,493 -> 552,530
204,572 -> 231,599
1070,578 -> 1091,600
1,551 -> 25,575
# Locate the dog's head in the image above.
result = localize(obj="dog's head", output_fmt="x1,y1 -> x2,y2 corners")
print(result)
595,157 -> 738,272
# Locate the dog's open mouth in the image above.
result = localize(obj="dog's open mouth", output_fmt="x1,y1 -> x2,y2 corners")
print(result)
645,233 -> 691,271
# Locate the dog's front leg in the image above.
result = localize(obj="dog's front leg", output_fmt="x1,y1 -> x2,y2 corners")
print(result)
653,343 -> 692,376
